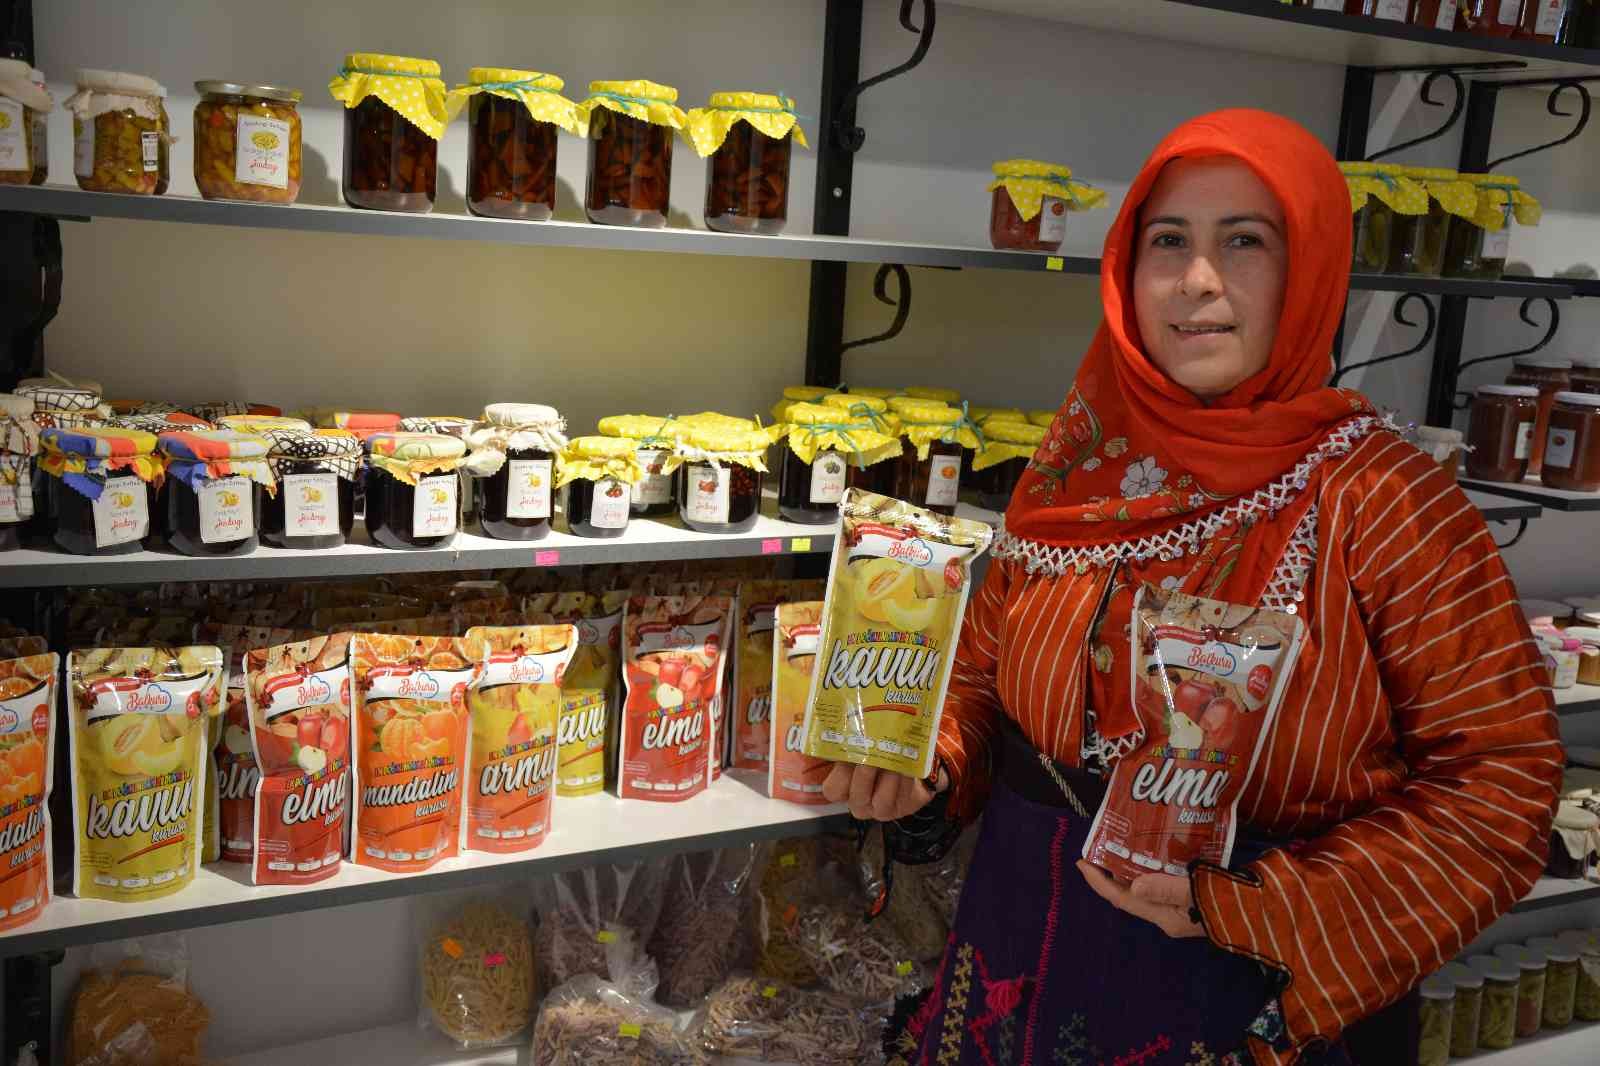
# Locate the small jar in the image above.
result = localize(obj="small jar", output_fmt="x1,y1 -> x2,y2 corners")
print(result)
558,436 -> 641,540
1460,0 -> 1524,36
153,89 -> 171,195
988,159 -> 1106,253
157,429 -> 271,557
40,427 -> 160,556
1442,217 -> 1507,280
0,393 -> 37,551
1346,0 -> 1411,19
1540,391 -> 1600,492
1495,944 -> 1548,1038
1416,974 -> 1454,1066
65,69 -> 167,195
193,81 -> 303,203
1538,942 -> 1582,1028
363,432 -> 467,550
1544,634 -> 1583,687
457,68 -> 577,221
1386,168 -> 1460,277
1412,426 -> 1465,481
674,424 -> 771,534
1506,359 -> 1573,477
1517,0 -> 1582,42
1341,162 -> 1417,274
1568,625 -> 1600,685
972,421 -> 1046,510
596,415 -> 682,517
580,80 -> 684,228
0,60 -> 51,186
27,68 -> 46,185
471,403 -> 566,542
1570,357 -> 1600,395
332,54 -> 445,214
777,403 -> 901,525
1438,963 -> 1484,1060
1560,932 -> 1600,1021
1467,955 -> 1520,1049
1409,0 -> 1463,28
1465,384 -> 1538,483
690,92 -> 801,236
262,430 -> 360,550
889,399 -> 980,517
1547,802 -> 1598,879
218,414 -> 310,435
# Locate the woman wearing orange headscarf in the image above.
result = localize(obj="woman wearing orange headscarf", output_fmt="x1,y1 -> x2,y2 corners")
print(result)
829,110 -> 1561,1065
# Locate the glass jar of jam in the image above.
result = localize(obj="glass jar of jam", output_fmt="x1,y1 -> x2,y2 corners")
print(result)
778,402 -> 901,525
1505,358 -> 1572,477
157,429 -> 271,557
65,70 -> 166,195
889,400 -> 981,517
364,432 -> 466,550
333,54 -> 446,214
972,421 -> 1046,510
581,80 -> 684,228
1345,0 -> 1410,19
558,436 -> 641,539
0,394 -> 36,551
460,69 -> 576,220
1460,0 -> 1524,36
988,159 -> 1106,253
1465,385 -> 1538,483
597,414 -> 682,517
1570,356 -> 1600,395
27,67 -> 48,185
1540,391 -> 1600,492
472,403 -> 566,541
399,416 -> 477,524
40,427 -> 160,556
1409,0 -> 1463,28
193,81 -> 303,203
0,60 -> 50,185
1516,0 -> 1581,41
691,92 -> 800,235
674,424 -> 771,534
262,430 -> 360,549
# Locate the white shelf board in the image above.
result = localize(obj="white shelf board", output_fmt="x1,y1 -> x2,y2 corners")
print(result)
1512,876 -> 1600,913
1556,683 -> 1600,717
1473,1019 -> 1600,1066
1458,477 -> 1600,513
1466,490 -> 1543,524
0,773 -> 845,958
226,1022 -> 520,1066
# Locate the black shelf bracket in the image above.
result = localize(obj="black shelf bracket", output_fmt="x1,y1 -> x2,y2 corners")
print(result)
1449,295 -> 1562,409
1357,62 -> 1523,163
1478,76 -> 1600,170
833,0 -> 936,154
1492,517 -> 1530,550
1332,292 -> 1437,386
839,264 -> 912,356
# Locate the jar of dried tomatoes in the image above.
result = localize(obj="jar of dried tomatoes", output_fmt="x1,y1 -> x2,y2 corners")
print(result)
558,436 -> 642,539
1443,173 -> 1540,280
1460,0 -> 1525,36
988,160 -> 1107,253
330,54 -> 449,213
449,68 -> 582,221
672,423 -> 779,534
1410,0 -> 1463,28
65,69 -> 168,195
466,403 -> 568,541
778,402 -> 901,524
0,60 -> 51,186
686,92 -> 807,235
193,81 -> 303,203
577,80 -> 686,228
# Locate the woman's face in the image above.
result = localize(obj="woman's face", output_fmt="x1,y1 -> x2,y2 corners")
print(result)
1132,157 -> 1289,401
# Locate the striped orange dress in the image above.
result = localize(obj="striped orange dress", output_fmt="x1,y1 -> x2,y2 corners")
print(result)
936,423 -> 1563,1062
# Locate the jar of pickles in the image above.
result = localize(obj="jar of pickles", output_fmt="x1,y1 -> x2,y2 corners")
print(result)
0,60 -> 51,185
262,430 -> 360,550
596,414 -> 683,517
778,403 -> 901,524
1444,174 -> 1540,280
1340,162 -> 1426,273
1495,943 -> 1548,1038
1542,392 -> 1600,492
1387,168 -> 1476,277
468,404 -> 567,541
889,399 -> 983,517
672,422 -> 781,534
1439,963 -> 1484,1059
39,427 -> 161,556
558,436 -> 642,539
157,429 -> 272,557
1467,954 -> 1520,1049
577,80 -> 685,228
1530,938 -> 1582,1028
65,69 -> 168,195
363,432 -> 467,550
1465,384 -> 1538,482
1559,930 -> 1600,1021
972,420 -> 1046,510
987,160 -> 1107,253
1416,973 -> 1454,1066
330,54 -> 449,213
686,92 -> 806,236
193,81 -> 303,203
1506,358 -> 1571,477
450,68 -> 581,221
0,393 -> 37,550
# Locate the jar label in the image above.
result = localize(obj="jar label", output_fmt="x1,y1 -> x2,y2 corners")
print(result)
1483,226 -> 1511,260
140,130 -> 160,173
198,476 -> 254,545
92,475 -> 149,548
233,113 -> 291,189
1515,421 -> 1534,461
1436,0 -> 1460,29
74,116 -> 94,177
925,455 -> 961,507
413,475 -> 458,537
1037,196 -> 1069,244
590,479 -> 631,529
632,449 -> 672,506
0,475 -> 29,523
1545,426 -> 1577,471
282,473 -> 339,537
0,99 -> 27,173
1498,0 -> 1522,24
1375,0 -> 1407,19
1535,0 -> 1564,34
506,459 -> 552,519
687,464 -> 731,525
810,453 -> 848,505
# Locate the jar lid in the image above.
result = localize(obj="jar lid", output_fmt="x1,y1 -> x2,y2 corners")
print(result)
1466,954 -> 1520,981
110,413 -> 210,435
1555,801 -> 1599,831
41,426 -> 157,458
903,386 -> 962,404
1570,354 -> 1600,369
1414,426 -> 1464,443
184,400 -> 274,422
16,379 -> 101,410
1527,937 -> 1581,963
398,415 -> 474,437
194,80 -> 303,102
1028,410 -> 1057,427
1493,944 -> 1547,971
1439,962 -> 1484,990
157,428 -> 271,461
219,414 -> 312,433
1554,390 -> 1600,408
970,406 -> 1027,424
564,435 -> 637,461
1459,173 -> 1520,187
1419,974 -> 1456,1001
848,387 -> 902,400
73,69 -> 161,95
483,403 -> 561,428
985,421 -> 1047,447
319,410 -> 402,435
886,396 -> 950,417
1512,358 -> 1574,369
679,412 -> 760,433
265,429 -> 362,459
1476,384 -> 1539,398
781,386 -> 832,403
597,414 -> 683,443
1396,166 -> 1459,181
824,393 -> 888,414
110,400 -> 178,415
365,432 -> 467,462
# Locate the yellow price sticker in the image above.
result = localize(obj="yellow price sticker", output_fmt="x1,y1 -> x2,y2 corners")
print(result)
1045,256 -> 1065,272
618,1022 -> 641,1039
440,937 -> 463,959
791,537 -> 812,553
596,930 -> 617,944
762,985 -> 779,999
779,852 -> 797,867
895,960 -> 914,976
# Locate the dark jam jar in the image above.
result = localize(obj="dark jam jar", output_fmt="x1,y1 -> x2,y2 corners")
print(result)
678,462 -> 761,533
1465,385 -> 1539,483
335,55 -> 445,214
559,436 -> 639,539
630,443 -> 676,516
465,69 -> 569,220
474,403 -> 565,541
699,93 -> 796,236
778,447 -> 849,525
165,476 -> 262,556
262,431 -> 360,549
583,81 -> 682,228
898,440 -> 965,518
40,427 -> 159,556
363,431 -> 465,550
971,422 -> 1045,511
988,161 -> 1101,253
1409,0 -> 1463,29
0,457 -> 31,551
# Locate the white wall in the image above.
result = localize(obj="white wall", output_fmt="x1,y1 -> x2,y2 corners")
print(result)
15,0 -> 1600,1056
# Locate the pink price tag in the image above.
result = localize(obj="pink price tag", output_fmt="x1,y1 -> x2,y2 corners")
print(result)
534,550 -> 561,567
761,538 -> 783,555
482,951 -> 507,969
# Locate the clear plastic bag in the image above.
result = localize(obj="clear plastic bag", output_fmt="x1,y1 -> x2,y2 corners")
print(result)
648,845 -> 760,1006
773,862 -> 928,1004
416,890 -> 537,1048
531,860 -> 666,993
857,829 -> 949,964
696,973 -> 889,1065
753,836 -> 847,986
531,931 -> 707,1065
66,934 -> 209,1066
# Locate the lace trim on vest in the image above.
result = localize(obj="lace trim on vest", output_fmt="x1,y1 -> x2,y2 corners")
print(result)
1260,504 -> 1319,616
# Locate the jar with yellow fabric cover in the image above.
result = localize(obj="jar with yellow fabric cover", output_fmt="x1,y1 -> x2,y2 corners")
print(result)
330,54 -> 449,213
819,393 -> 901,498
447,68 -> 583,221
364,432 -> 467,550
769,385 -> 833,424
669,422 -> 784,534
778,403 -> 901,525
1387,167 -> 1476,277
1443,174 -> 1541,281
596,414 -> 684,517
1339,162 -> 1426,273
576,80 -> 686,228
687,92 -> 807,235
888,399 -> 983,516
558,436 -> 643,539
988,160 -> 1107,253
972,420 -> 1045,511
66,69 -> 168,195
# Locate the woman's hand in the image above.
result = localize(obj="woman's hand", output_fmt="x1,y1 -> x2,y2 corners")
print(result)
822,763 -> 934,822
1075,861 -> 1204,939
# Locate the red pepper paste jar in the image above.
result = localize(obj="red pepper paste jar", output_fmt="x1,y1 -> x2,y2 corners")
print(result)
1465,384 -> 1538,483
987,160 -> 1106,253
451,68 -> 581,221
1540,392 -> 1600,493
330,54 -> 448,214
686,92 -> 806,236
577,80 -> 686,229
1505,358 -> 1572,477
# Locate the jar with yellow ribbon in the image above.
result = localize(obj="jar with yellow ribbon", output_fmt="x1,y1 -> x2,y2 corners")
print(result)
769,385 -> 834,424
818,393 -> 901,497
0,393 -> 38,550
778,402 -> 902,525
363,432 -> 467,550
685,91 -> 808,235
1340,162 -> 1428,274
597,414 -> 685,517
988,160 -> 1108,253
887,399 -> 984,517
1387,166 -> 1476,277
669,421 -> 784,534
65,69 -> 170,195
972,420 -> 1045,510
575,80 -> 686,228
1442,174 -> 1542,282
446,68 -> 583,221
558,436 -> 643,539
330,53 -> 449,214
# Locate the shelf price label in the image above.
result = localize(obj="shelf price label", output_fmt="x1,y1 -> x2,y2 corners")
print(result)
790,538 -> 812,553
1046,256 -> 1065,272
534,550 -> 561,567
761,538 -> 783,555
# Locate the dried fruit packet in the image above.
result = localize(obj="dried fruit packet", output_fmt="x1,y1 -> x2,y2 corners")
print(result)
732,580 -> 824,773
769,603 -> 832,805
1082,586 -> 1306,883
0,652 -> 57,931
459,625 -> 577,854
68,646 -> 225,903
528,591 -> 625,797
243,634 -> 354,886
201,624 -> 297,866
801,489 -> 993,779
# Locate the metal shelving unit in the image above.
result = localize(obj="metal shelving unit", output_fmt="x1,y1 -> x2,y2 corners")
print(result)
1460,478 -> 1600,512
1511,875 -> 1600,913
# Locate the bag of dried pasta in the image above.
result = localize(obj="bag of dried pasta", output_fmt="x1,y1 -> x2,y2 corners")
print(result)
531,860 -> 667,993
67,933 -> 209,1066
417,890 -> 537,1049
531,940 -> 708,1066
779,863 -> 929,1005
648,845 -> 760,1007
857,827 -> 949,963
696,973 -> 889,1065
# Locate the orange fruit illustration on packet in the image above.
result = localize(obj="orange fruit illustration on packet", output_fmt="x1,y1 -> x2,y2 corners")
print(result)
380,712 -> 451,760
